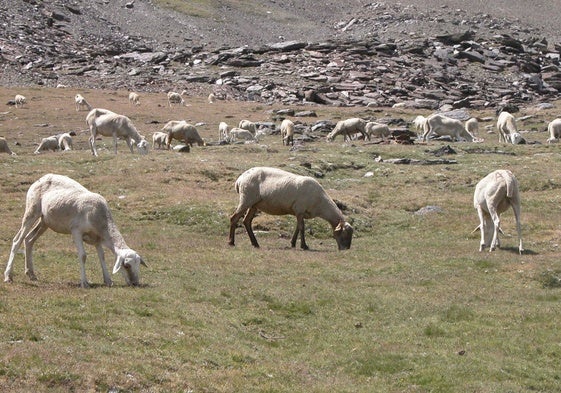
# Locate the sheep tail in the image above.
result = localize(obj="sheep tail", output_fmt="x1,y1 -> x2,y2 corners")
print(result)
498,170 -> 515,198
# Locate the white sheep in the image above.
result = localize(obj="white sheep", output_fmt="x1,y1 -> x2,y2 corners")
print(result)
162,120 -> 205,149
238,119 -> 257,135
152,131 -> 168,149
496,111 -> 517,143
34,136 -> 59,154
280,119 -> 295,146
474,169 -> 523,254
0,137 -> 16,155
228,127 -> 257,142
218,122 -> 230,142
75,94 -> 92,112
128,92 -> 140,106
208,92 -> 215,104
86,108 -> 146,156
14,94 -> 26,108
326,118 -> 368,142
465,117 -> 479,136
167,91 -> 186,107
365,121 -> 391,140
413,115 -> 427,132
4,174 -> 147,287
421,114 -> 475,142
229,166 -> 354,250
58,132 -> 75,151
547,118 -> 561,143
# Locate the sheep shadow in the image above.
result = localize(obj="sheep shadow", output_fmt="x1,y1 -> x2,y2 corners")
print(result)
498,246 -> 537,255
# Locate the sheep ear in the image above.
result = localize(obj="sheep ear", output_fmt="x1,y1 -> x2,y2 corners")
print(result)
113,256 -> 124,274
140,257 -> 148,268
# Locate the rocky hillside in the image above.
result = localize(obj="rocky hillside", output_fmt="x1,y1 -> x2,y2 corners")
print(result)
1,0 -> 561,110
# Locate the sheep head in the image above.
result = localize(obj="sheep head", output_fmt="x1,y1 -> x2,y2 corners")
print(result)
333,221 -> 353,250
113,249 -> 147,286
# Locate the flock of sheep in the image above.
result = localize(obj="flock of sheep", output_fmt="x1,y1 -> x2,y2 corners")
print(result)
3,90 -> 559,288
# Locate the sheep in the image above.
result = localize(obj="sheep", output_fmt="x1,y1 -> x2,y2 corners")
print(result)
0,137 -> 16,155
208,92 -> 215,104
162,120 -> 205,149
74,94 -> 92,112
280,119 -> 295,146
152,131 -> 168,149
421,114 -> 475,142
473,169 -> 523,254
128,92 -> 140,106
4,173 -> 147,287
34,136 -> 59,154
14,94 -> 26,108
413,115 -> 427,132
229,166 -> 354,250
238,119 -> 257,135
496,111 -> 517,143
326,118 -> 368,142
547,118 -> 561,143
218,121 -> 230,142
228,127 -> 257,142
86,108 -> 146,156
167,91 -> 186,107
365,121 -> 391,140
58,131 -> 75,151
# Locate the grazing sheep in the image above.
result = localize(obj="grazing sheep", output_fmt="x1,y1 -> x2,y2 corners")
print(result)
496,111 -> 517,143
421,114 -> 475,142
14,94 -> 26,108
34,136 -> 59,154
152,131 -> 168,149
413,115 -> 427,132
0,137 -> 16,155
4,174 -> 147,287
167,91 -> 186,107
162,120 -> 205,149
228,127 -> 257,142
75,94 -> 92,112
547,118 -> 561,143
326,118 -> 368,142
238,119 -> 257,135
208,92 -> 215,104
229,167 -> 354,250
128,92 -> 140,106
58,132 -> 75,151
474,169 -> 523,254
280,119 -> 295,146
365,121 -> 391,140
218,122 -> 230,142
86,108 -> 146,156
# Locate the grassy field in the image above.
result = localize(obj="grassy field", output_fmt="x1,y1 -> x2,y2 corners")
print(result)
1,87 -> 561,392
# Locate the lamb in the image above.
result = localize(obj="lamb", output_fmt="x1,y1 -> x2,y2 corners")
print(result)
496,111 -> 517,143
58,132 -> 75,151
413,115 -> 427,132
167,91 -> 186,107
152,131 -> 168,149
547,118 -> 561,143
14,94 -> 26,108
86,108 -> 146,156
34,136 -> 59,154
421,114 -> 475,142
218,121 -> 230,142
229,166 -> 354,250
74,94 -> 92,112
208,92 -> 215,104
4,174 -> 147,287
228,127 -> 257,142
465,117 -> 479,136
280,119 -> 295,146
238,119 -> 257,135
162,120 -> 205,149
365,121 -> 391,140
473,169 -> 523,254
0,137 -> 16,155
326,118 -> 368,142
128,92 -> 140,106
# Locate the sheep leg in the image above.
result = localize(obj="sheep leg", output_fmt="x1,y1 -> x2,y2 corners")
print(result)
488,207 -> 501,252
124,137 -> 134,154
512,203 -> 524,255
95,245 -> 113,286
228,209 -> 245,246
476,207 -> 487,252
5,210 -> 42,282
292,215 -> 309,250
23,220 -> 49,281
242,207 -> 260,248
71,230 -> 90,288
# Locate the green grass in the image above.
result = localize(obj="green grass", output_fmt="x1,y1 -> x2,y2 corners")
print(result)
1,87 -> 561,391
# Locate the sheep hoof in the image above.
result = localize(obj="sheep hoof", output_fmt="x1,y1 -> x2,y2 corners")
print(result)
4,276 -> 13,283
26,271 -> 37,281
80,281 -> 91,289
